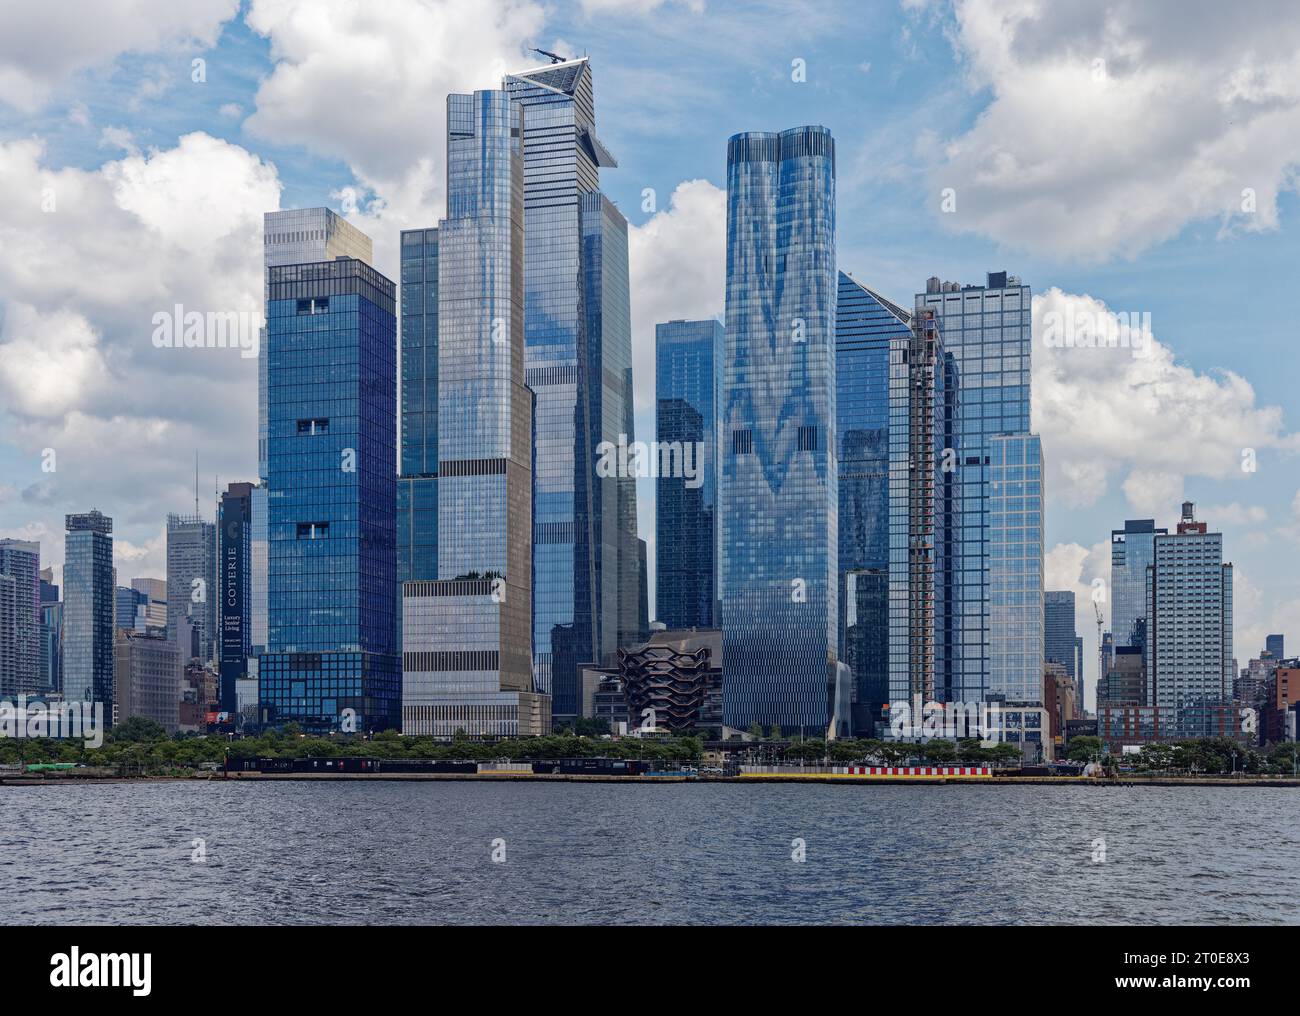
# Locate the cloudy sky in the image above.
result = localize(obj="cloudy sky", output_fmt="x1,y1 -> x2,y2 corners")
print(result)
1,0 -> 1297,706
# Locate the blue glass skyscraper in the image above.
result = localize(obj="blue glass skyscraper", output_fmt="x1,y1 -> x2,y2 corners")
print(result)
655,318 -> 723,630
836,273 -> 912,729
1044,590 -> 1079,685
720,126 -> 840,734
259,251 -> 400,733
988,432 -> 1044,702
62,511 -> 114,709
1110,518 -> 1166,652
504,57 -> 642,722
915,272 -> 1040,705
400,90 -> 546,738
397,227 -> 439,589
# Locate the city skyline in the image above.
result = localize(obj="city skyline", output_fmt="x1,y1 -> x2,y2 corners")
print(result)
1,2 -> 1299,717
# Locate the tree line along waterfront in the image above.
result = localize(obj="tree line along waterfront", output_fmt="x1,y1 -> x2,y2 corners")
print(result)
3,718 -> 1298,778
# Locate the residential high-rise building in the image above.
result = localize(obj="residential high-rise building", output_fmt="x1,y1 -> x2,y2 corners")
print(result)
218,481 -> 254,714
0,540 -> 41,696
401,89 -> 546,739
887,309 -> 958,709
655,318 -> 724,630
837,273 -> 913,731
0,575 -> 15,696
63,511 -> 114,709
166,510 -> 216,663
259,244 -> 400,732
113,629 -> 182,733
1044,592 -> 1079,686
1145,501 -> 1234,737
915,272 -> 1037,705
719,125 -> 841,734
1111,519 -> 1167,652
503,57 -> 642,723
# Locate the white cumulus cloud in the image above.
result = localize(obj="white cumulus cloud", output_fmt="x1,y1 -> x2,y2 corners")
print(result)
927,0 -> 1300,260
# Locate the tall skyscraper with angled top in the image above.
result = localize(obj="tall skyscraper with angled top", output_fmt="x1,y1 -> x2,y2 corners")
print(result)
655,318 -> 723,631
836,273 -> 913,732
400,88 -> 545,738
501,57 -> 643,725
719,125 -> 842,735
259,242 -> 399,733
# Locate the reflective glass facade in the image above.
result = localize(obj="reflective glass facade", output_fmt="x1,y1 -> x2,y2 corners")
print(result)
1110,518 -> 1165,651
62,511 -> 114,708
397,227 -> 439,588
400,90 -> 545,738
504,58 -> 639,720
720,126 -> 838,732
655,318 -> 723,630
261,254 -> 399,732
988,433 -> 1044,702
915,272 -> 1034,704
836,273 -> 911,725
1044,589 -> 1078,683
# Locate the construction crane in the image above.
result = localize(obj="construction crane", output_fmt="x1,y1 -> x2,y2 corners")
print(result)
1093,600 -> 1105,688
532,48 -> 568,64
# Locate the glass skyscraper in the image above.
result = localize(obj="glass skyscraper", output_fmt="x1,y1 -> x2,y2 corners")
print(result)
400,89 -> 546,739
397,227 -> 439,590
504,57 -> 643,723
62,511 -> 114,709
720,125 -> 840,734
1111,518 -> 1166,652
988,433 -> 1045,702
836,273 -> 913,730
915,272 -> 1039,705
655,318 -> 723,630
259,252 -> 400,733
166,510 -> 216,663
1044,590 -> 1079,687
256,209 -> 373,684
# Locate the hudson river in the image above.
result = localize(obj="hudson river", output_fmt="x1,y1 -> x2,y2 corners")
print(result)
3,782 -> 1297,924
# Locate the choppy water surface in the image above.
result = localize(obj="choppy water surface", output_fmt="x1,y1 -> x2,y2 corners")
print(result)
2,781 -> 1296,924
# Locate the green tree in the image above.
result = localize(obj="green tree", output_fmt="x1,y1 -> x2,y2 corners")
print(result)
1065,735 -> 1103,763
111,716 -> 169,743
